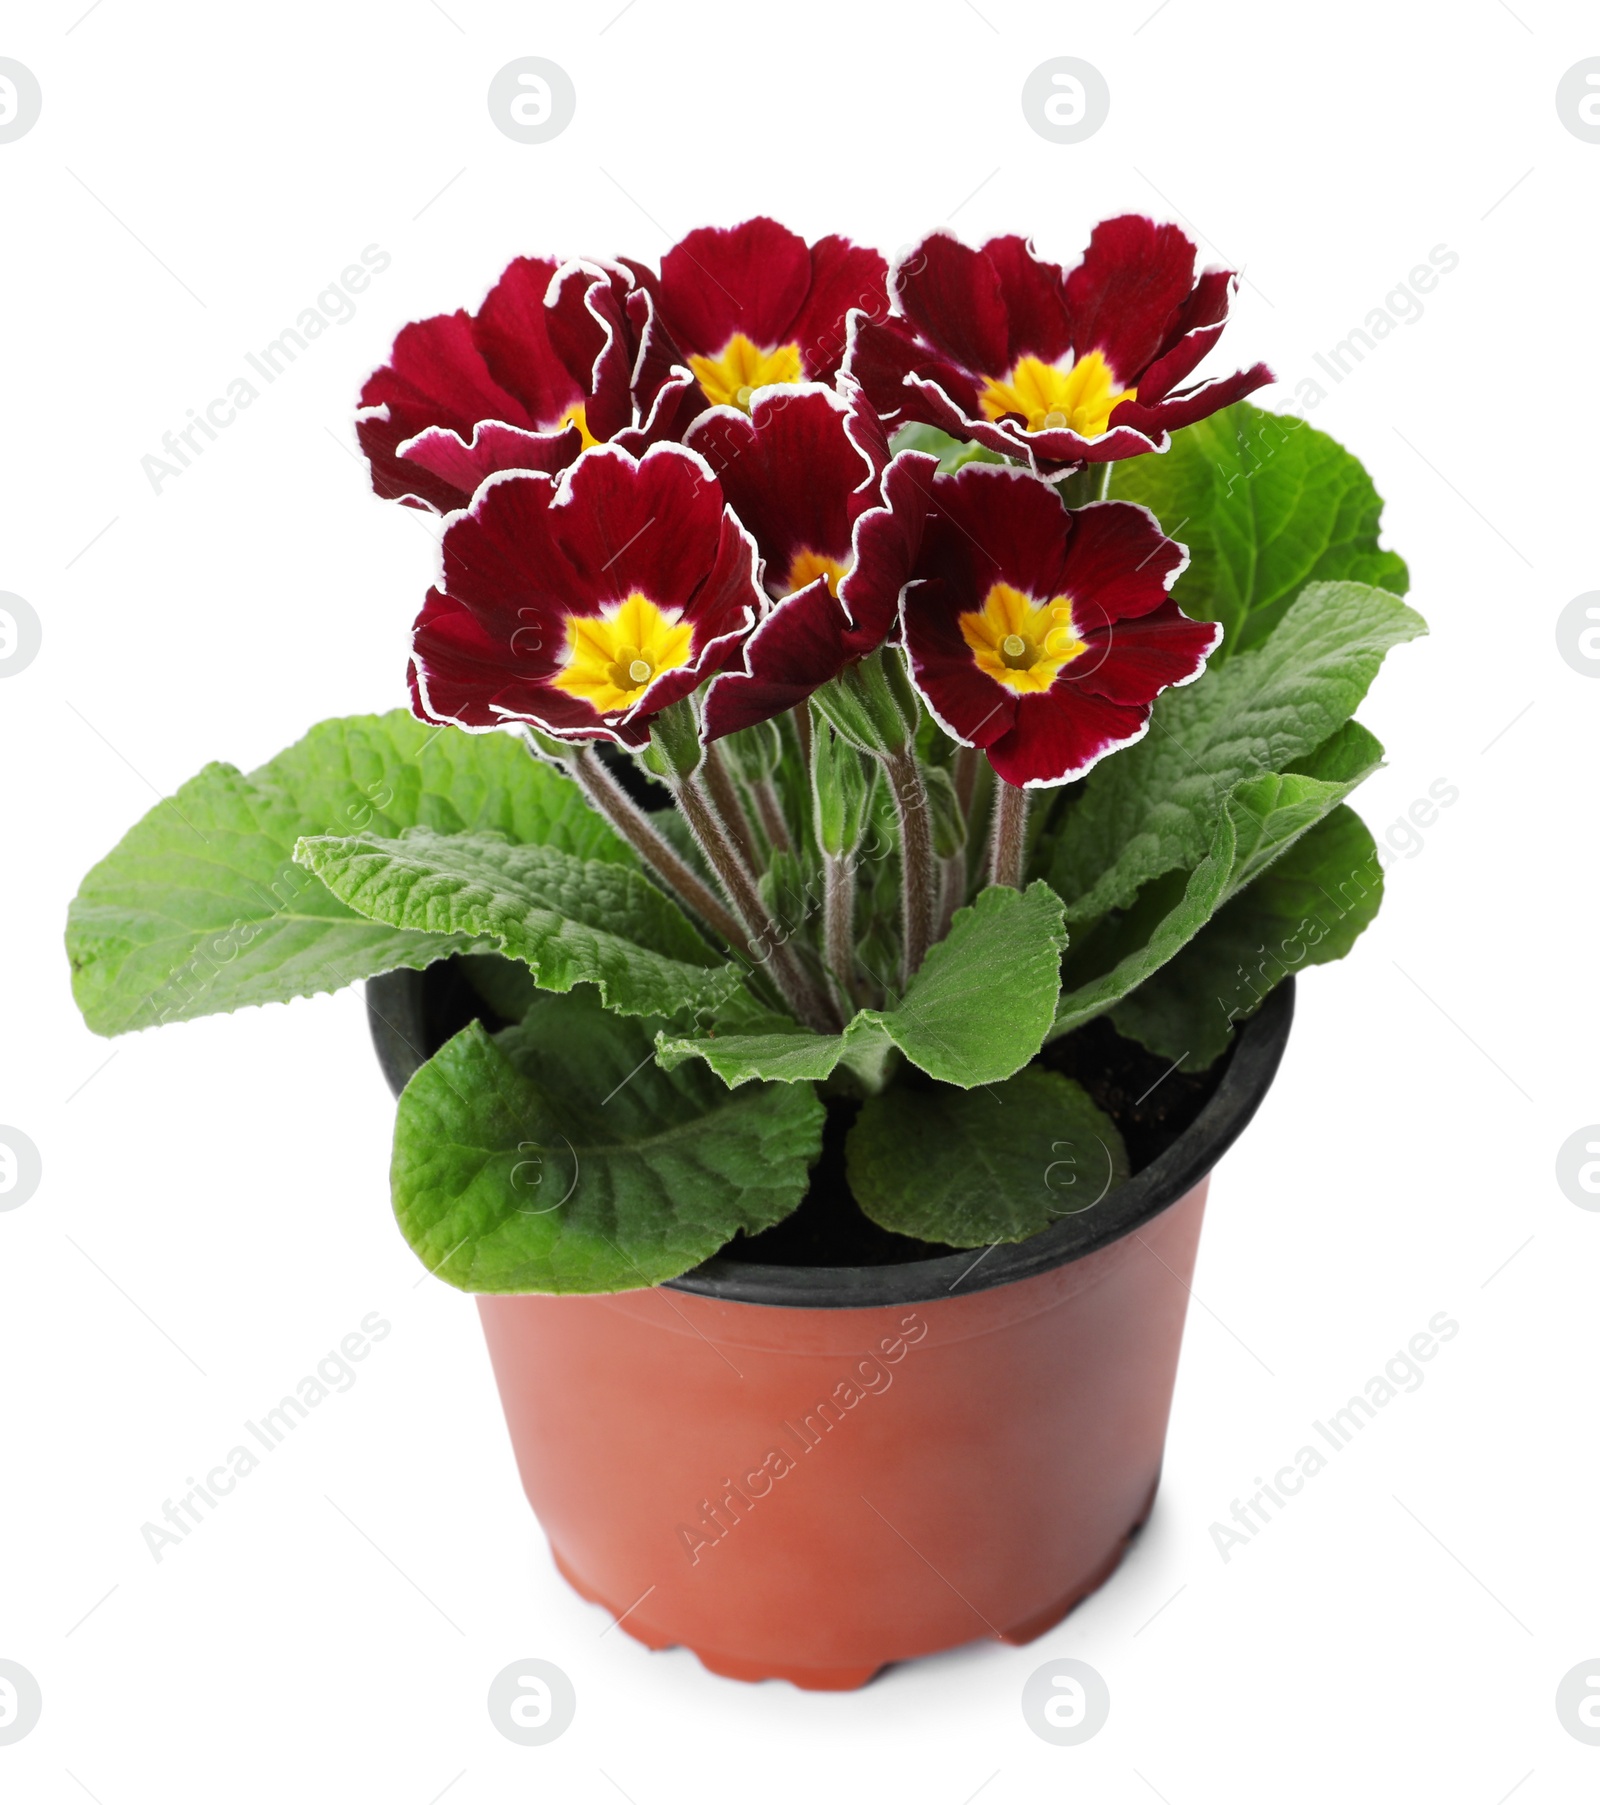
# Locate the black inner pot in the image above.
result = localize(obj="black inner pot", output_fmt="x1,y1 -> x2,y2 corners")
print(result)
366,961 -> 1294,1309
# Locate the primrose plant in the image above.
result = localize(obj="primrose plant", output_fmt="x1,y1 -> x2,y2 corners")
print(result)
67,216 -> 1424,1293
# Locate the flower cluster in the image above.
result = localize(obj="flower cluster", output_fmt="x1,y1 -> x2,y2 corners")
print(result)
364,215 -> 1261,778
360,214 -> 1266,1010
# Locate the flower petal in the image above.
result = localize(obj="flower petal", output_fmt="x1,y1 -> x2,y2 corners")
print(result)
410,585 -> 637,742
1057,498 -> 1188,625
357,310 -> 536,509
1069,599 -> 1221,706
1133,265 -> 1235,400
982,233 -> 1074,366
788,234 -> 889,379
544,259 -> 638,442
397,418 -> 581,497
541,443 -> 732,622
986,689 -> 1150,788
701,577 -> 856,740
847,313 -> 991,436
1060,214 -> 1200,388
917,462 -> 1078,603
685,384 -> 876,599
625,506 -> 763,723
473,255 -> 588,428
658,216 -> 812,360
1111,361 -> 1274,438
892,230 -> 1010,378
838,446 -> 938,651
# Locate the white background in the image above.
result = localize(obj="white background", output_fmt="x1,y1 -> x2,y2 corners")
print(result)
3,1 -> 1596,1799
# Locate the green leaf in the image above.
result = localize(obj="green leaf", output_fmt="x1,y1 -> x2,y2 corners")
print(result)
1043,581 -> 1424,926
1109,401 -> 1409,657
656,881 -> 1068,1091
66,711 -> 630,1036
1048,735 -> 1382,1040
1109,806 -> 1383,1069
296,827 -> 731,1020
391,991 -> 825,1293
1050,811 -> 1239,1041
1287,717 -> 1386,785
845,1069 -> 1129,1248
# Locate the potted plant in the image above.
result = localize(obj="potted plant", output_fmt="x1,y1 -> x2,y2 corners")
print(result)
67,215 -> 1424,1689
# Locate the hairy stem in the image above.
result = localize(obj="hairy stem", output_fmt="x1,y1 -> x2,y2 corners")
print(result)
936,851 -> 966,940
952,743 -> 980,816
703,741 -> 761,871
752,778 -> 792,854
791,700 -> 813,770
988,779 -> 1030,890
674,775 -> 839,1032
937,743 -> 981,937
823,852 -> 857,1016
883,744 -> 936,985
563,743 -> 753,959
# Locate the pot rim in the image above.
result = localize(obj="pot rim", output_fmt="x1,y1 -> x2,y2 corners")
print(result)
366,965 -> 1294,1311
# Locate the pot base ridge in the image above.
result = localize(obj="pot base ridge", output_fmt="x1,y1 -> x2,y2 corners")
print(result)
550,1474 -> 1160,1689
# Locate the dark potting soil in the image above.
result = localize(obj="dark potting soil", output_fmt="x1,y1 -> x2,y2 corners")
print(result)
425,957 -> 1229,1271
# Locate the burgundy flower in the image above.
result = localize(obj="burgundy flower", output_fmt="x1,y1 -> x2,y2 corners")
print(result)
409,443 -> 761,748
901,465 -> 1219,788
849,215 -> 1272,472
358,256 -> 697,513
685,384 -> 935,738
656,218 -> 889,415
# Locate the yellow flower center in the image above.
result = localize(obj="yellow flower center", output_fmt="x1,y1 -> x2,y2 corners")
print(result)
786,548 -> 850,597
978,350 -> 1137,438
549,592 -> 694,714
687,333 -> 804,411
556,401 -> 600,451
959,581 -> 1088,694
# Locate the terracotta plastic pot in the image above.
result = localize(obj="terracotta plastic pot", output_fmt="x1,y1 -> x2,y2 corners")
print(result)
368,968 -> 1293,1689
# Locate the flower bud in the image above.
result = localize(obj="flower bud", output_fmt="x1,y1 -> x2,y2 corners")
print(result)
720,719 -> 784,784
811,724 -> 871,859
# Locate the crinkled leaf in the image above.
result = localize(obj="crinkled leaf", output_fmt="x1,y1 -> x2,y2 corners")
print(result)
656,882 -> 1068,1091
1108,401 -> 1409,657
1050,811 -> 1238,1042
845,1069 -> 1129,1248
1043,581 -> 1424,925
1048,732 -> 1382,1040
296,827 -> 730,1020
1110,806 -> 1382,1069
1289,717 -> 1386,786
66,711 -> 628,1036
392,991 -> 824,1293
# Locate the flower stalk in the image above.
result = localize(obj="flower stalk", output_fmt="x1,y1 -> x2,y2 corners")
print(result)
989,780 -> 1029,890
822,853 -> 857,1017
672,772 -> 839,1032
703,741 -> 762,870
649,703 -> 839,1032
751,778 -> 792,854
558,740 -> 755,960
884,744 -> 936,983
